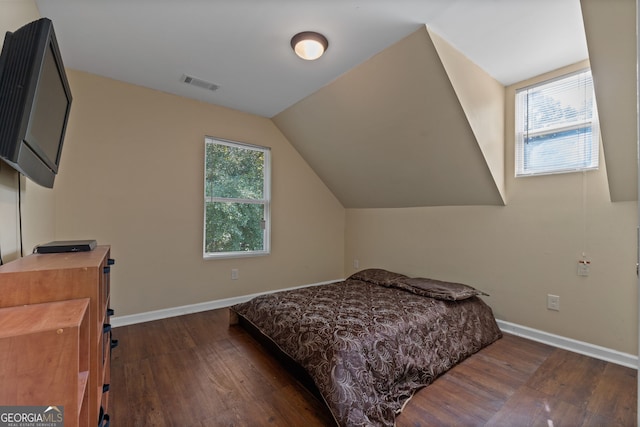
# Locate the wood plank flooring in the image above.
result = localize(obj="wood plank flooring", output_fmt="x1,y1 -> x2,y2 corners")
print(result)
110,308 -> 636,426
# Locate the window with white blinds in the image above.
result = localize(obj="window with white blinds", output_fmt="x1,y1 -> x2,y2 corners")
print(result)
515,69 -> 599,177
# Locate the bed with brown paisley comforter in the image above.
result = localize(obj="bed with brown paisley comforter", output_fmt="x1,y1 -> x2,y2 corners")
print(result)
230,269 -> 502,426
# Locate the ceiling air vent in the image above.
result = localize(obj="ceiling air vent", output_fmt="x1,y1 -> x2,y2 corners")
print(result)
180,74 -> 219,91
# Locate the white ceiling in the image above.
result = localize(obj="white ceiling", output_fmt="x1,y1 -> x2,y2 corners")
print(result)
35,0 -> 588,118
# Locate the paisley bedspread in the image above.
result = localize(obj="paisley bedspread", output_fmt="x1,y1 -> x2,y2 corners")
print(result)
230,270 -> 502,426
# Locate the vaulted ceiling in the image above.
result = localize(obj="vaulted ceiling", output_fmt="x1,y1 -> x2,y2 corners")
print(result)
34,0 -> 637,207
273,27 -> 506,208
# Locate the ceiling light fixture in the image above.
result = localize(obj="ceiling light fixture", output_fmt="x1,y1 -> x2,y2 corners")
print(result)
291,31 -> 328,60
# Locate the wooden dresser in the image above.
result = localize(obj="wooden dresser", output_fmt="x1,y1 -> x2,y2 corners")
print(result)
0,245 -> 115,426
0,299 -> 90,426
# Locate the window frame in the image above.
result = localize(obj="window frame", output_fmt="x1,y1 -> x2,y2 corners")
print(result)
203,136 -> 271,260
515,69 -> 599,177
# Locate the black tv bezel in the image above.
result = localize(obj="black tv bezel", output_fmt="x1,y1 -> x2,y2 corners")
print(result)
0,18 -> 73,188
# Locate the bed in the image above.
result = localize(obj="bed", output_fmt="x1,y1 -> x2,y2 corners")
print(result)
230,268 -> 502,426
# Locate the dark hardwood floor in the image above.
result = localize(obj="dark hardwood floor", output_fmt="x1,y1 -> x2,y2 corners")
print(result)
110,309 -> 636,426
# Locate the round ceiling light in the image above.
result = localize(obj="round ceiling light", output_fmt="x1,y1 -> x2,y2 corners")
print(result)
291,31 -> 329,60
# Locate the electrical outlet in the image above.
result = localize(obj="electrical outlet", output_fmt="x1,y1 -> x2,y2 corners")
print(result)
231,269 -> 239,280
353,259 -> 359,269
547,294 -> 560,311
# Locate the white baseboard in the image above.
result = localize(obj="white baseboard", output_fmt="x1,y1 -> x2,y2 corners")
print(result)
111,284 -> 638,370
110,279 -> 341,328
497,319 -> 637,370
110,295 -> 250,328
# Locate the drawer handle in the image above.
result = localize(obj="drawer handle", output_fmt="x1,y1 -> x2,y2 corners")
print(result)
103,266 -> 111,274
103,324 -> 111,334
108,258 -> 115,266
107,308 -> 114,316
102,383 -> 110,393
111,338 -> 119,350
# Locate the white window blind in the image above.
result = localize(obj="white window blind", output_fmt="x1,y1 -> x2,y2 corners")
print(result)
515,69 -> 599,176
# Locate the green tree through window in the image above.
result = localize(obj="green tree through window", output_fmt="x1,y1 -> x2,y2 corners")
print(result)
204,138 -> 270,258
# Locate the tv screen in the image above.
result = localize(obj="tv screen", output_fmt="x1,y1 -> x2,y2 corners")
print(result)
0,18 -> 72,188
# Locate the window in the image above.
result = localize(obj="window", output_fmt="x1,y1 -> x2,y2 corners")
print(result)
515,69 -> 599,176
204,137 -> 270,258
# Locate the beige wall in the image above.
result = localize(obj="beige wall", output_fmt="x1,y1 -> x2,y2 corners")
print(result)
53,70 -> 345,316
274,27 -> 504,209
429,28 -> 506,202
1,1 -> 636,357
0,0 -> 344,320
0,1 -> 56,263
581,0 -> 637,202
345,62 -> 638,355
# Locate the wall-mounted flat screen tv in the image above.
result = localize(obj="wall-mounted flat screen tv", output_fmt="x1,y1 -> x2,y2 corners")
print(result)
0,18 -> 72,188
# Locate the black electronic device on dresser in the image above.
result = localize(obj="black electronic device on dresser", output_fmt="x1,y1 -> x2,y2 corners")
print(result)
35,239 -> 97,254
